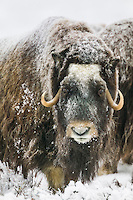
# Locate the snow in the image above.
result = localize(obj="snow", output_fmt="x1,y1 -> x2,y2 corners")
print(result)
69,64 -> 100,84
0,161 -> 132,200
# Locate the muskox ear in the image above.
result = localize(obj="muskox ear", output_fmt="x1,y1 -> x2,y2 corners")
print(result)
52,53 -> 62,67
52,48 -> 69,66
51,53 -> 61,94
52,52 -> 65,82
52,50 -> 69,83
111,57 -> 120,68
51,52 -> 68,95
100,57 -> 120,98
101,56 -> 120,78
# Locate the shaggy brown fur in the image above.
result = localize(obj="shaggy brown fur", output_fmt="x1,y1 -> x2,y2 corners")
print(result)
0,17 -> 132,191
99,19 -> 133,173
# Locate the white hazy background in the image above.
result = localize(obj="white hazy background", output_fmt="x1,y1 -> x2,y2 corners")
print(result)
0,0 -> 133,38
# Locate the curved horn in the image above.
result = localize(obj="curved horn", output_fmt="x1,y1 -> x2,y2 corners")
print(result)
106,88 -> 124,111
41,88 -> 61,107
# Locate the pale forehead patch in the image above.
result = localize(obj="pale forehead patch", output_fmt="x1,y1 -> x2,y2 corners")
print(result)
68,64 -> 101,82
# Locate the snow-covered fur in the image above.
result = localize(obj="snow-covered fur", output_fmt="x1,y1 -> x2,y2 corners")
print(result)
98,19 -> 133,173
0,17 -> 131,191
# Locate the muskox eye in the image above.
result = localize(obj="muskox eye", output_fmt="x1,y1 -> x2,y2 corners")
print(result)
62,88 -> 68,95
98,88 -> 105,97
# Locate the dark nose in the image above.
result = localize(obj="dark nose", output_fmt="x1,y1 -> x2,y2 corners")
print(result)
71,127 -> 91,136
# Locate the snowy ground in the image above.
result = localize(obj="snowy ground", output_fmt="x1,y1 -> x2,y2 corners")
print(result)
0,161 -> 132,200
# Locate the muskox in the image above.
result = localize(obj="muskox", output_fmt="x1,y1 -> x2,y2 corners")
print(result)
98,19 -> 133,173
0,17 -> 131,192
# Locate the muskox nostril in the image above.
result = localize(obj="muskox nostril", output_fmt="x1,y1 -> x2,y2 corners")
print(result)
71,126 -> 91,136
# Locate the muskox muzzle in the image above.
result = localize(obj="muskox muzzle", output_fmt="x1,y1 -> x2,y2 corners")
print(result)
66,121 -> 98,143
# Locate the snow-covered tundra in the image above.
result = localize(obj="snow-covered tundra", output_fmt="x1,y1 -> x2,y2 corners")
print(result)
0,17 -> 132,192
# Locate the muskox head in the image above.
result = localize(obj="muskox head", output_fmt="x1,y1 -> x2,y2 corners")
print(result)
41,63 -> 123,144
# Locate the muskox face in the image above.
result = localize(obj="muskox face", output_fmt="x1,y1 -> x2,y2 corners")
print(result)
41,62 -> 123,145
56,64 -> 109,144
